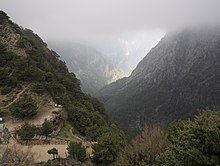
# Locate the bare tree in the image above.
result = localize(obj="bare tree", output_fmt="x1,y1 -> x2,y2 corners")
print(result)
0,145 -> 34,166
116,125 -> 167,166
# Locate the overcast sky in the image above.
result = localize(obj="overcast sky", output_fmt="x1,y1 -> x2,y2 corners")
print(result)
1,0 -> 220,73
1,0 -> 220,41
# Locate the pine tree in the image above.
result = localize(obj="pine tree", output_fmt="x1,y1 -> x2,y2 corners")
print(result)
41,118 -> 53,140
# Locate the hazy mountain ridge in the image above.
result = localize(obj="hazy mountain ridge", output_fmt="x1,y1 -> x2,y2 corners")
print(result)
49,42 -> 125,94
97,28 -> 220,132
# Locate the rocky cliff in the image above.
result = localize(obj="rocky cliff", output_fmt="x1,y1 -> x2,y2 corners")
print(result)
97,28 -> 220,133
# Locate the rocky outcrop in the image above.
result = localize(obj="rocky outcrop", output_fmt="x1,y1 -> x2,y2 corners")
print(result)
0,14 -> 27,57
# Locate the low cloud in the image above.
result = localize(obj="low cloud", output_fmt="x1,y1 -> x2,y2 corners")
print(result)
1,0 -> 220,41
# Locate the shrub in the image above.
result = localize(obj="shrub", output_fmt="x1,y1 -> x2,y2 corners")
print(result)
67,142 -> 86,162
17,122 -> 36,144
9,94 -> 38,119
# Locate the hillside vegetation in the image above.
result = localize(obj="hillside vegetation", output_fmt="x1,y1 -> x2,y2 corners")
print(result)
116,110 -> 220,166
0,10 -> 124,146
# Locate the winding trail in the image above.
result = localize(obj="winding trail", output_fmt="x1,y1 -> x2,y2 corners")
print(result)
4,85 -> 30,108
4,108 -> 59,132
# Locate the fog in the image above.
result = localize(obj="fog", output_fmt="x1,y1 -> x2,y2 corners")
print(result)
1,0 -> 220,73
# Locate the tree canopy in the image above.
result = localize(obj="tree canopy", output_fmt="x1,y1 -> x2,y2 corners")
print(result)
41,118 -> 53,140
92,125 -> 126,165
156,110 -> 220,166
9,95 -> 38,119
17,122 -> 36,144
67,142 -> 86,162
47,148 -> 58,159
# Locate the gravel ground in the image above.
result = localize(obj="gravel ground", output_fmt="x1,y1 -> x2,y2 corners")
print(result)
0,142 -> 68,162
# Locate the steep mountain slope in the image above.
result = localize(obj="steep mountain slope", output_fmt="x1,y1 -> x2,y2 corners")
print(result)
0,11 -> 110,138
48,42 -> 125,94
97,28 -> 220,132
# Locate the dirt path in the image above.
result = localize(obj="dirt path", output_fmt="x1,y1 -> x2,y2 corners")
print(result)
4,108 -> 59,132
4,85 -> 30,108
1,138 -> 93,163
31,144 -> 68,162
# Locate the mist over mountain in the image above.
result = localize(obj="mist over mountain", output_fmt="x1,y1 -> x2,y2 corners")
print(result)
91,30 -> 164,75
48,41 -> 125,94
97,27 -> 220,133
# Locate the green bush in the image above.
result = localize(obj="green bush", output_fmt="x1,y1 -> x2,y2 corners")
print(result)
48,148 -> 58,159
92,124 -> 126,165
9,94 -> 38,119
17,122 -> 36,144
31,83 -> 46,94
41,119 -> 53,140
67,142 -> 86,162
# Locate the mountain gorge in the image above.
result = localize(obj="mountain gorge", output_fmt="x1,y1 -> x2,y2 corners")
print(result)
1,8 -> 220,165
49,42 -> 124,94
97,28 -> 220,133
